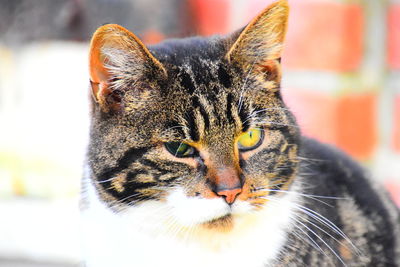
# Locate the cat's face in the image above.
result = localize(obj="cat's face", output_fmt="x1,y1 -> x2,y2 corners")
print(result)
87,0 -> 298,231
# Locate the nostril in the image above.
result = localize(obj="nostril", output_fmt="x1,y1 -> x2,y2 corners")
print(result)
216,188 -> 242,204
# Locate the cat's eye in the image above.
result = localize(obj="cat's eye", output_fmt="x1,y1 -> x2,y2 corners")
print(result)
237,128 -> 264,151
165,142 -> 196,158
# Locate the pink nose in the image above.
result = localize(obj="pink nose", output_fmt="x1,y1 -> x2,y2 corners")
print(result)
216,188 -> 242,204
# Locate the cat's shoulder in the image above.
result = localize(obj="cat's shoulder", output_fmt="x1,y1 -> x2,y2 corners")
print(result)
300,136 -> 365,179
298,137 -> 400,265
299,136 -> 400,218
299,136 -> 385,206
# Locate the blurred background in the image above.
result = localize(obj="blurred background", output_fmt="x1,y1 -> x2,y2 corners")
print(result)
0,0 -> 399,266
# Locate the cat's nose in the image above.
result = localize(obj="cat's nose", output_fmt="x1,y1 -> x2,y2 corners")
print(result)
216,187 -> 242,204
212,166 -> 242,204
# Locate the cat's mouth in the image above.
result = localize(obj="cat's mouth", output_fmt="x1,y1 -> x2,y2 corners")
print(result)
201,214 -> 234,231
167,188 -> 256,231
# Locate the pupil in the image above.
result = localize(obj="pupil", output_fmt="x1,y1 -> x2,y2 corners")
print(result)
165,142 -> 193,157
178,144 -> 187,153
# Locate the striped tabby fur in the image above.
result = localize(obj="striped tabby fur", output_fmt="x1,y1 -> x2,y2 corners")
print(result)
81,1 -> 400,266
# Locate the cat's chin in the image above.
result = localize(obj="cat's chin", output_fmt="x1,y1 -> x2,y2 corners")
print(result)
201,214 -> 234,232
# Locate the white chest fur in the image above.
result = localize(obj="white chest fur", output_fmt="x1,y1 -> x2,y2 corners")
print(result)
81,177 -> 297,267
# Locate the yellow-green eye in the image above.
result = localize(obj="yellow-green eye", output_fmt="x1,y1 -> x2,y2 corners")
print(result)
237,128 -> 264,151
165,142 -> 196,158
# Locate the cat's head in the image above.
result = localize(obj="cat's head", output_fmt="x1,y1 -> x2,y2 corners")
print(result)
87,0 -> 299,232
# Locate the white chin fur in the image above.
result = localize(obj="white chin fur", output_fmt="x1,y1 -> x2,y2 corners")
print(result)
81,175 -> 299,267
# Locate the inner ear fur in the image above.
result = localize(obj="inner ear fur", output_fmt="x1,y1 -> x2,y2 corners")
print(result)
89,24 -> 166,112
226,0 -> 289,70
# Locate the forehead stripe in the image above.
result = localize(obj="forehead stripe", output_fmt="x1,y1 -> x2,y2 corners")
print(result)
217,64 -> 232,88
179,71 -> 196,94
192,95 -> 210,130
185,109 -> 200,142
226,93 -> 236,125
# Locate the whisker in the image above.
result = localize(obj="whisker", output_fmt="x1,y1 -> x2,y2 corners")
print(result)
257,120 -> 300,128
292,215 -> 346,266
242,114 -> 299,128
295,212 -> 353,253
262,188 -> 336,208
262,195 -> 361,265
162,125 -> 190,135
297,156 -> 328,163
238,61 -> 257,112
244,108 -> 284,119
243,107 -> 291,123
264,196 -> 342,264
264,189 -> 347,200
96,177 -> 117,184
292,223 -> 325,254
293,203 -> 360,255
257,186 -> 347,208
174,142 -> 185,157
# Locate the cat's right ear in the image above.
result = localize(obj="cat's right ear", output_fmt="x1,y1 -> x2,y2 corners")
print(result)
89,24 -> 166,112
226,0 -> 289,71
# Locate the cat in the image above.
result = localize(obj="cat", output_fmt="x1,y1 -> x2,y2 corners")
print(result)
80,1 -> 400,266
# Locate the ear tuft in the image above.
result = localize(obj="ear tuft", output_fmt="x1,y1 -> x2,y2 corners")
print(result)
226,0 -> 289,68
89,24 -> 166,112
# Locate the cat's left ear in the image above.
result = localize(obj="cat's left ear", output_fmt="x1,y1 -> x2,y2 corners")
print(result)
226,0 -> 289,70
89,24 -> 167,112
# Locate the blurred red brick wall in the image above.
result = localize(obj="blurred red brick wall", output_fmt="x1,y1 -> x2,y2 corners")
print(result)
388,4 -> 400,70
